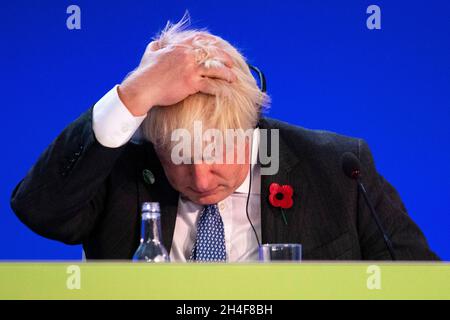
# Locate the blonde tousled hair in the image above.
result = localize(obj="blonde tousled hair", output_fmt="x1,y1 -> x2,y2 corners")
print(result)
142,13 -> 270,150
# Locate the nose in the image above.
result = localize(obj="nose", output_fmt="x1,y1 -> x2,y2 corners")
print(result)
190,164 -> 213,192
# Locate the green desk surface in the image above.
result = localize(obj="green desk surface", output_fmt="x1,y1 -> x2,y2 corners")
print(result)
0,262 -> 449,299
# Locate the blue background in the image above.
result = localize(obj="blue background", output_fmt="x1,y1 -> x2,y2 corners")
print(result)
1,0 -> 449,260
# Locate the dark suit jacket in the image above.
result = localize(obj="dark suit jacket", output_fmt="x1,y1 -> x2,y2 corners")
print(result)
10,108 -> 439,260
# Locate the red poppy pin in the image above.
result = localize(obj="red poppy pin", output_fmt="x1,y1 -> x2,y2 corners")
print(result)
269,183 -> 294,225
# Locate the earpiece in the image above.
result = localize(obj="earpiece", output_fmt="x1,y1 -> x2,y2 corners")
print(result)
245,64 -> 266,248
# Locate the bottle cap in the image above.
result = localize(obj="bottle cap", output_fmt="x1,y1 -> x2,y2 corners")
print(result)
141,202 -> 160,219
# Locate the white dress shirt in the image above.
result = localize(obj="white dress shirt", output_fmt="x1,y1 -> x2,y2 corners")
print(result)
92,86 -> 262,262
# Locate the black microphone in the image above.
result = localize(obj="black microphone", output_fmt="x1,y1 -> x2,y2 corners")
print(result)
341,152 -> 397,260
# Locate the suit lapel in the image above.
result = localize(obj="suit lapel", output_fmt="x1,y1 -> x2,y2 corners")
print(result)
258,118 -> 309,245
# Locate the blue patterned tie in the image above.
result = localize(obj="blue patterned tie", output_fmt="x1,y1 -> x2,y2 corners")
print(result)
190,204 -> 226,262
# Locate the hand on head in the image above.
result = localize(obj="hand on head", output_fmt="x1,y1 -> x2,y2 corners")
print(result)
118,33 -> 237,117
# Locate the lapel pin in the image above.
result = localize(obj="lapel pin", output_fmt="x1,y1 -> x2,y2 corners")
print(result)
269,182 -> 294,225
142,169 -> 155,185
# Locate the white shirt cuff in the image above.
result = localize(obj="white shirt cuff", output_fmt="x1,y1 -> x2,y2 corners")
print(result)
92,85 -> 147,148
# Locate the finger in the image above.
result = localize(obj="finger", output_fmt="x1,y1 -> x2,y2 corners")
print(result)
203,58 -> 226,69
186,35 -> 234,67
195,78 -> 219,96
215,50 -> 234,68
197,46 -> 234,68
198,65 -> 237,83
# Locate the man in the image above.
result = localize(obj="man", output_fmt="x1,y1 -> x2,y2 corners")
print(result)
10,16 -> 438,261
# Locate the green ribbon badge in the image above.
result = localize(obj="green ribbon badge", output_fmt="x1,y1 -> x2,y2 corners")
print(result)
142,169 -> 155,185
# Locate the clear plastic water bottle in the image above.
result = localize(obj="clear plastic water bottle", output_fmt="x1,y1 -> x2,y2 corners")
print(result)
133,202 -> 170,262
